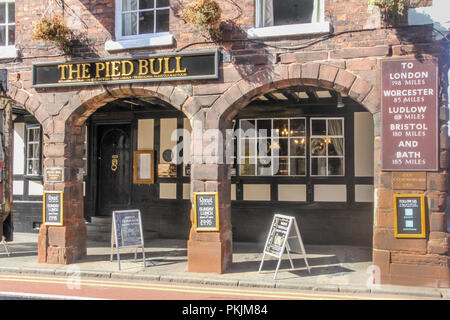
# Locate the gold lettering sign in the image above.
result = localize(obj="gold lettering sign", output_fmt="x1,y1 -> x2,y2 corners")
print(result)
32,50 -> 219,88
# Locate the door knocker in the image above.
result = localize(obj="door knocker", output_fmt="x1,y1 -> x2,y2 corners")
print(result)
111,155 -> 119,172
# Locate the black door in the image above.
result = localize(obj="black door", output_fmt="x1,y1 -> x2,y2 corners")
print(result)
96,124 -> 132,216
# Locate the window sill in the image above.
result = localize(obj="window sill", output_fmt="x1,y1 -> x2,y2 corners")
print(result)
0,46 -> 18,60
247,22 -> 331,39
105,34 -> 174,52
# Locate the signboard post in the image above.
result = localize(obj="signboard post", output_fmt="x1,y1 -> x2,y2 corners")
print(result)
110,209 -> 149,271
381,58 -> 438,171
193,192 -> 219,231
394,194 -> 426,238
259,214 -> 310,280
42,191 -> 63,226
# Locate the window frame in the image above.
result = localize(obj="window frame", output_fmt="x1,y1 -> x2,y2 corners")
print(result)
309,117 -> 345,177
115,0 -> 170,41
0,0 -> 16,59
248,0 -> 330,39
25,124 -> 42,177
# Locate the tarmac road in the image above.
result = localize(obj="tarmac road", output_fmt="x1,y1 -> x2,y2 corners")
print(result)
0,273 -> 434,301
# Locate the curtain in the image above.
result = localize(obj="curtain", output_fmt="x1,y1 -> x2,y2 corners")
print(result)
327,120 -> 344,156
262,0 -> 274,27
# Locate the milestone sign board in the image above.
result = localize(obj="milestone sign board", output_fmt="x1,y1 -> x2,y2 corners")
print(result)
381,58 -> 438,171
193,192 -> 219,231
43,191 -> 63,226
394,194 -> 426,238
113,210 -> 144,248
32,50 -> 219,88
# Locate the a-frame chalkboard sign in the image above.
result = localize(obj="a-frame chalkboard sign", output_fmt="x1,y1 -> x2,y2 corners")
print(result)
259,214 -> 310,280
110,209 -> 150,271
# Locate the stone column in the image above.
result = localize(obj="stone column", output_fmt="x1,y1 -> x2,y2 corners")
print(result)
187,112 -> 232,273
38,123 -> 86,264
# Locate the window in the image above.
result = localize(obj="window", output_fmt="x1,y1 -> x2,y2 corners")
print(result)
26,125 -> 41,176
310,118 -> 344,176
119,0 -> 169,37
237,118 -> 306,176
0,0 -> 14,46
249,0 -> 330,38
109,0 -> 173,51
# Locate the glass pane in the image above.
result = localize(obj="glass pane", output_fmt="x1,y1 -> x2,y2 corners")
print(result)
8,24 -> 14,45
139,11 -> 154,34
328,138 -> 344,156
273,119 -> 288,137
257,138 -> 271,157
311,119 -> 326,136
311,157 -> 327,176
290,138 -> 305,156
257,158 -> 272,176
311,138 -> 326,156
122,0 -> 137,11
156,0 -> 169,7
257,119 -> 271,138
328,158 -> 344,176
274,157 -> 289,176
272,138 -> 287,156
140,0 -> 154,9
0,4 -> 4,23
155,9 -> 169,32
273,0 -> 314,26
240,139 -> 256,157
290,158 -> 306,176
8,3 -> 14,23
0,26 -> 5,46
290,118 -> 305,137
328,119 -> 343,136
240,120 -> 256,133
122,12 -> 137,36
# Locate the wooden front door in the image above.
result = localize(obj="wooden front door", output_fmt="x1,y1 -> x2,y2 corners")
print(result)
97,124 -> 132,216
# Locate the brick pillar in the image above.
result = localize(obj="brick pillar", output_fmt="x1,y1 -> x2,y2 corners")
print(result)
187,114 -> 232,273
38,124 -> 86,264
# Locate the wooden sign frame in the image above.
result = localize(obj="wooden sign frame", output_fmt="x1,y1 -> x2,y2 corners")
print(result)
259,214 -> 310,280
42,191 -> 63,226
193,192 -> 220,232
394,194 -> 426,238
133,150 -> 154,184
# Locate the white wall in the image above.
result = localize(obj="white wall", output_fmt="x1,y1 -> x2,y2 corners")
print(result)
13,122 -> 24,175
354,112 -> 374,177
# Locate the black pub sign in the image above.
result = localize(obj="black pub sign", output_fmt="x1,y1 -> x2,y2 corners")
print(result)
43,191 -> 63,226
32,49 -> 219,88
193,192 -> 219,231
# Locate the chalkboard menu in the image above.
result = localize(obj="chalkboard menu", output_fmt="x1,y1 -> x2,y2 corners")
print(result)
263,215 -> 292,258
43,191 -> 63,226
193,192 -> 219,231
113,210 -> 144,248
394,194 -> 426,238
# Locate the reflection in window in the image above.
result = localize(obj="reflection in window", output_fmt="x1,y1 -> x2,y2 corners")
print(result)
121,0 -> 169,37
0,1 -> 14,46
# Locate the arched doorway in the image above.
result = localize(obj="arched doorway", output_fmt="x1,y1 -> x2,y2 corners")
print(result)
229,86 -> 374,247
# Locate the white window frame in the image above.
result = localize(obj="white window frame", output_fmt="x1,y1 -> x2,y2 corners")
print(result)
248,0 -> 330,39
25,125 -> 41,177
107,0 -> 173,52
310,117 -> 345,177
0,0 -> 17,59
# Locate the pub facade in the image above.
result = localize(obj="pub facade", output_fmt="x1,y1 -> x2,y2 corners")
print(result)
0,0 -> 448,288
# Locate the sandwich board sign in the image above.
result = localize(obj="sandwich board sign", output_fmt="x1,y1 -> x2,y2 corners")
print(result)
110,209 -> 149,270
259,214 -> 310,280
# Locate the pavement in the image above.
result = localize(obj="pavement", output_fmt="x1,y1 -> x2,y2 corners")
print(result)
0,232 -> 449,300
